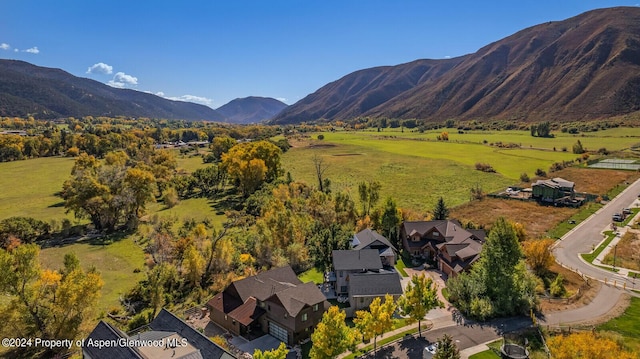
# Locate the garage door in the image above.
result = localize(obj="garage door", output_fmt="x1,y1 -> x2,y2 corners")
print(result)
268,321 -> 288,343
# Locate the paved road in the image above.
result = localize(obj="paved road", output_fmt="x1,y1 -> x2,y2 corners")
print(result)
358,317 -> 530,359
552,179 -> 640,292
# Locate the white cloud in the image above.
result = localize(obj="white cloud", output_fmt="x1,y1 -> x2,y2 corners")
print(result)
276,97 -> 288,103
108,72 -> 138,88
444,55 -> 451,59
165,94 -> 213,106
86,62 -> 113,75
14,48 -> 18,52
24,47 -> 39,54
0,43 -> 10,50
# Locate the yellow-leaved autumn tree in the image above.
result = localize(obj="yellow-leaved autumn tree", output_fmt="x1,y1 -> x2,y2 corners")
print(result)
310,306 -> 356,359
0,245 -> 103,354
548,332 -> 638,359
522,238 -> 555,276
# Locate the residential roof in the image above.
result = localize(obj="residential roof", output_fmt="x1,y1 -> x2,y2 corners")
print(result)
271,282 -> 328,316
533,177 -> 575,190
352,229 -> 397,252
150,308 -> 236,359
208,266 -> 327,322
229,266 -> 302,302
332,249 -> 383,271
227,297 -> 265,326
83,321 -> 143,359
348,271 -> 403,297
403,220 -> 484,244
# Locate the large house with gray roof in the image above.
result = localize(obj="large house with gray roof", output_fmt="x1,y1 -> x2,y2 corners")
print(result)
83,308 -> 235,359
401,220 -> 485,277
207,266 -> 329,346
331,249 -> 403,312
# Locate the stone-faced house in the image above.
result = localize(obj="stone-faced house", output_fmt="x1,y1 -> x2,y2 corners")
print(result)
331,249 -> 403,311
351,229 -> 398,266
207,266 -> 329,346
401,220 -> 486,277
83,309 -> 235,359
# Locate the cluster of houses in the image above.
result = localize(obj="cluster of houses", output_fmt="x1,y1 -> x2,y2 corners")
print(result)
84,220 -> 486,358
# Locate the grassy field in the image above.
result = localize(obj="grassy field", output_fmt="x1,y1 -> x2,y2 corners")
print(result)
314,131 -> 579,180
0,157 -> 76,222
39,234 -> 146,314
283,140 -> 514,212
342,127 -> 640,152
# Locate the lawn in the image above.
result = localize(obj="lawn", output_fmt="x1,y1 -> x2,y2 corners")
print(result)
0,156 -> 76,222
581,231 -> 616,264
298,267 -> 324,284
598,297 -> 640,352
395,257 -> 409,277
469,350 -> 500,359
39,234 -> 146,315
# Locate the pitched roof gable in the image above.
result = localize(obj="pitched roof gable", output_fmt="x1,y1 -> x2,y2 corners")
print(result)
150,309 -> 236,359
230,266 -> 302,302
352,229 -> 397,252
270,282 -> 328,316
332,249 -> 383,271
348,271 -> 403,296
84,321 -> 143,359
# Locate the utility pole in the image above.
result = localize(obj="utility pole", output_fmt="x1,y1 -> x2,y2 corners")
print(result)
613,244 -> 617,269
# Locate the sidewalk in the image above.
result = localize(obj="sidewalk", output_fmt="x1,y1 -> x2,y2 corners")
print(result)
336,314 -> 456,359
591,202 -> 640,276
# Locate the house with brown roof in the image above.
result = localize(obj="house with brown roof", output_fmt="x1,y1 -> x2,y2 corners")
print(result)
401,220 -> 485,277
206,266 -> 329,346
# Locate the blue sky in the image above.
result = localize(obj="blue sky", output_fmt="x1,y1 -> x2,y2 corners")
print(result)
2,1 -> 639,109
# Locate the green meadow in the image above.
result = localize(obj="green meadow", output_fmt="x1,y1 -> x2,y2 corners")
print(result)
39,235 -> 146,314
345,127 -> 640,152
283,128 -> 627,211
314,131 -> 580,180
0,154 -> 224,315
0,157 -> 76,222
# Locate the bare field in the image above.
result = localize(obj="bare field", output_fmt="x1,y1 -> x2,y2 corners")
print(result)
451,198 -> 577,239
544,167 -> 640,195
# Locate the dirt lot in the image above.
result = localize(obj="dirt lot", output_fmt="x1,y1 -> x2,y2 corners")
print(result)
452,168 -> 640,239
451,197 -> 576,239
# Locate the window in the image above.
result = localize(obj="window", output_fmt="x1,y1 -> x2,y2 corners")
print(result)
302,313 -> 308,322
284,313 -> 288,319
433,232 -> 439,237
313,303 -> 319,312
339,271 -> 343,277
224,315 -> 228,321
268,304 -> 271,311
259,301 -> 265,308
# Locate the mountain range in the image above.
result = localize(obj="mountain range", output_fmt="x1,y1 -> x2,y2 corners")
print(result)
0,60 -> 226,121
0,60 -> 287,123
215,96 -> 288,124
272,7 -> 640,124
